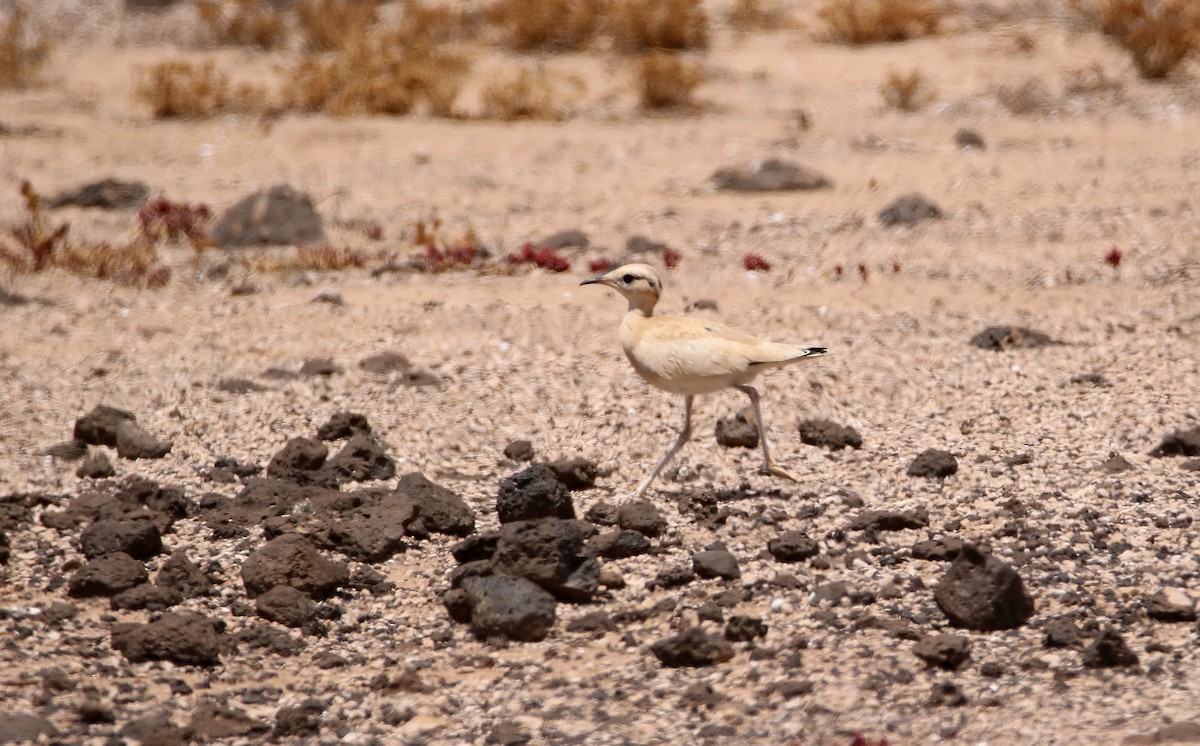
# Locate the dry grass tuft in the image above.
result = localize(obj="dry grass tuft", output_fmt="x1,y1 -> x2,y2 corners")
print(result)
487,0 -> 605,52
880,68 -> 934,111
136,59 -> 268,118
480,64 -> 583,120
727,0 -> 791,31
994,76 -> 1056,116
196,0 -> 288,49
1075,0 -> 1199,79
244,244 -> 373,272
636,51 -> 704,110
296,0 -> 380,51
0,6 -> 51,89
610,0 -> 709,51
818,0 -> 942,44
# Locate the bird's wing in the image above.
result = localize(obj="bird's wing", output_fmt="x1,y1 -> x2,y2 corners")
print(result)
632,315 -> 762,379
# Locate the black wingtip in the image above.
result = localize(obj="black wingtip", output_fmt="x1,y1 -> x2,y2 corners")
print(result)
808,347 -> 828,355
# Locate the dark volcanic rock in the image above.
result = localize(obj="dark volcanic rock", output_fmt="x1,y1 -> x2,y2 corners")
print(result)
724,615 -> 767,642
712,158 -> 832,192
1082,628 -> 1139,669
1150,427 -> 1200,458
156,550 -> 214,598
68,553 -> 149,597
1100,452 -> 1134,472
187,700 -> 268,739
588,529 -> 651,559
241,534 -> 349,599
308,506 -> 408,563
110,612 -> 222,666
316,411 -> 372,441
256,585 -> 318,629
76,450 -> 115,478
486,720 -> 532,746
1043,618 -> 1083,648
451,531 -> 501,564
693,548 -> 741,580
266,437 -> 329,483
79,518 -> 162,559
460,575 -> 557,642
912,537 -> 965,561
928,681 -> 968,707
617,499 -> 667,537
651,627 -> 735,667
934,545 -> 1034,631
1145,588 -> 1197,622
969,326 -> 1056,351
497,464 -> 575,524
110,582 -> 183,611
715,406 -> 759,448
0,531 -> 8,565
272,699 -> 325,738
491,519 -> 600,601
74,404 -> 136,447
115,420 -> 173,460
768,531 -> 820,563
907,449 -> 958,478
395,472 -> 475,537
655,564 -> 696,588
41,439 -> 88,461
954,128 -> 986,149
502,439 -> 534,461
797,418 -> 863,450
211,184 -> 324,247
849,509 -> 929,532
913,633 -> 971,670
538,228 -> 589,250
359,351 -> 411,374
299,358 -> 343,377
48,178 -> 149,209
545,458 -> 598,490
322,434 -> 396,484
216,377 -> 270,394
878,192 -> 943,227
0,712 -> 60,742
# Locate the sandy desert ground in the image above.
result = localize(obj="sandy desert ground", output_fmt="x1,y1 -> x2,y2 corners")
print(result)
1,1 -> 1199,744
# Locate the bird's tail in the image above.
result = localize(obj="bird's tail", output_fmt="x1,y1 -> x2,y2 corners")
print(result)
749,344 -> 828,368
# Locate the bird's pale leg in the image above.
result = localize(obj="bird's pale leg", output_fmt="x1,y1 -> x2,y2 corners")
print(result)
736,385 -> 799,482
624,395 -> 693,501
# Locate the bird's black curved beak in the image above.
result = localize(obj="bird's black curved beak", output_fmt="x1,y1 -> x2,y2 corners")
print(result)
580,275 -> 606,287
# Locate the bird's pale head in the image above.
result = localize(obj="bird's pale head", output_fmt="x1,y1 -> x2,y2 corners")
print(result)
580,263 -> 663,310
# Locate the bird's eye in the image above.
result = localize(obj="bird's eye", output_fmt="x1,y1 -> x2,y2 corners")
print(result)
622,274 -> 635,284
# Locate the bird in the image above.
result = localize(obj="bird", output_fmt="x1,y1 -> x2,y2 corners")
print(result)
580,262 -> 826,500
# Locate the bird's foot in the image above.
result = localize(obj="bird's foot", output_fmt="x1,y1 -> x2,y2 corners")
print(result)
610,491 -> 647,505
763,462 -> 800,482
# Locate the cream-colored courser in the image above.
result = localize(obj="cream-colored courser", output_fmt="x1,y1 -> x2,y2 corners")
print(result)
581,263 -> 827,500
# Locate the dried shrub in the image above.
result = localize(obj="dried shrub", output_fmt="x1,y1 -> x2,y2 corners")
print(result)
728,0 -> 790,31
296,0 -> 380,51
610,0 -> 709,51
994,76 -> 1056,116
1063,62 -> 1124,95
481,64 -> 583,120
282,35 -> 469,116
487,0 -> 605,51
0,6 -> 50,89
415,244 -> 480,272
818,0 -> 942,44
1,182 -> 170,286
636,51 -> 704,110
662,247 -> 681,268
880,68 -> 934,111
136,60 -> 268,118
506,242 -> 571,272
138,197 -> 212,249
245,244 -> 371,272
196,0 -> 287,49
1076,0 -> 1199,79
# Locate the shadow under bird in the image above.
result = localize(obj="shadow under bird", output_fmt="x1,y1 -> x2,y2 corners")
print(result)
581,263 -> 827,500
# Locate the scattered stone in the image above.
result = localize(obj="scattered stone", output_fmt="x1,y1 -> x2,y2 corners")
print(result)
655,564 -> 696,588
187,700 -> 268,739
216,377 -> 270,394
907,449 -> 958,478
1150,428 -> 1200,458
211,184 -> 324,247
934,545 -> 1034,630
715,406 -> 759,448
617,499 -> 667,537
725,615 -> 767,642
491,518 -> 599,601
712,158 -> 832,192
76,450 -> 115,478
257,585 -> 318,629
0,531 -> 7,566
41,439 -> 87,461
47,178 -> 149,209
272,699 -> 325,738
316,411 -> 372,440
928,681 -> 968,707
566,610 -> 616,634
120,711 -> 183,744
322,434 -> 395,484
241,533 -> 350,599
1102,453 -> 1135,472
1145,588 -> 1196,622
770,679 -> 814,699
395,472 -> 476,537
73,404 -> 136,447
1123,721 -> 1200,745
954,128 -> 986,150
115,419 -> 173,460
0,712 -> 59,742
68,553 -> 149,597
503,439 -> 534,461
451,531 -> 501,564
309,507 -> 408,563
693,547 -> 741,580
497,465 -> 575,523
797,419 -> 863,450
110,582 -> 183,611
1082,628 -> 1139,669
266,437 -> 328,483
460,575 -> 557,642
969,326 -> 1056,351
913,633 -> 972,670
849,509 -> 929,532
156,550 -> 214,598
1069,372 -> 1110,387
768,531 -> 819,563
358,352 -> 412,377
545,457 -> 598,490
588,529 -> 651,559
486,719 -> 532,746
1182,459 -> 1200,471
912,537 -> 965,561
1044,618 -> 1083,648
537,228 -> 589,250
299,358 -> 343,377
80,518 -> 162,559
651,627 -> 735,667
626,234 -> 672,255
111,612 -> 223,666
879,193 -> 943,227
